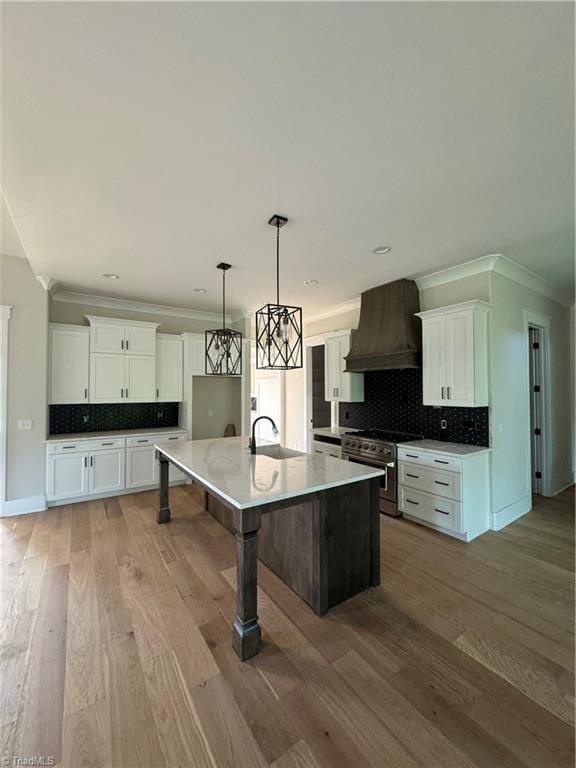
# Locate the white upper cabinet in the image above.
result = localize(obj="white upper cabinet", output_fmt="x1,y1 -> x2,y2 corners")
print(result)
86,316 -> 158,355
324,332 -> 364,403
417,301 -> 490,408
90,353 -> 126,403
188,334 -> 207,376
49,324 -> 90,404
125,355 -> 156,401
156,335 -> 184,401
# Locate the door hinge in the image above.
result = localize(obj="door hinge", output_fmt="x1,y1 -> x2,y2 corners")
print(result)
535,471 -> 542,479
533,385 -> 540,392
534,428 -> 541,435
532,342 -> 540,349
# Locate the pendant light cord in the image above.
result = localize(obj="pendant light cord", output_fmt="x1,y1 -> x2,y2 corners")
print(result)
276,221 -> 280,306
222,268 -> 226,330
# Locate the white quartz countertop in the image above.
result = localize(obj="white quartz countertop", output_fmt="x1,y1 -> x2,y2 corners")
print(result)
398,439 -> 492,457
155,436 -> 384,510
46,427 -> 187,442
312,427 -> 360,440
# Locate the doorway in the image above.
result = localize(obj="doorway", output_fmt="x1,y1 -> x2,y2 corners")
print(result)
525,310 -> 552,497
252,370 -> 284,442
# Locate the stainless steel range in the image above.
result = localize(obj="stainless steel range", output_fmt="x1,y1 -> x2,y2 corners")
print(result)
341,429 -> 422,516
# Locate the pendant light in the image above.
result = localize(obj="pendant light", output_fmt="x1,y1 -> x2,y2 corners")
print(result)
255,215 -> 303,370
205,263 -> 242,376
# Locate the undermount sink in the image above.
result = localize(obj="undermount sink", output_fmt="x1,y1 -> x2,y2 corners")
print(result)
254,444 -> 304,460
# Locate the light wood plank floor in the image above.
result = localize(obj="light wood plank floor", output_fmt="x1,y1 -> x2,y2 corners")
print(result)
1,484 -> 573,768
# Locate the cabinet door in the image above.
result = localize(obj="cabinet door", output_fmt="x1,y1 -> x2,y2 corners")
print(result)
445,311 -> 475,406
126,445 -> 157,488
157,337 -> 183,401
89,449 -> 125,494
124,324 -> 157,356
189,337 -> 206,376
125,355 -> 156,402
324,338 -> 340,400
49,328 -> 89,404
336,334 -> 364,402
90,353 -> 126,403
90,322 -> 126,354
421,317 -> 446,406
47,453 -> 89,500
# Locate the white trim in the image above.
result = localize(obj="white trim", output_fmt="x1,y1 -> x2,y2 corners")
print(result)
35,275 -> 57,292
0,305 -> 12,512
84,314 -> 160,329
306,297 -> 361,324
414,254 -> 570,307
1,494 -> 46,517
52,289 -> 235,324
551,476 -> 574,496
416,299 -> 492,320
490,493 -> 532,531
46,481 -> 186,508
523,309 -> 552,497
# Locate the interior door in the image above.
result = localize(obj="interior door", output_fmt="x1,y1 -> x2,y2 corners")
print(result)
90,353 -> 126,403
125,355 -> 156,401
444,311 -> 475,405
254,372 -> 283,442
422,317 -> 446,406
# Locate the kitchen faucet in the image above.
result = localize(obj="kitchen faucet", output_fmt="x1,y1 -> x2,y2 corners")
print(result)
249,416 -> 279,455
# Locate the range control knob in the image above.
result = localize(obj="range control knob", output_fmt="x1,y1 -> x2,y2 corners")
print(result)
362,443 -> 369,450
370,444 -> 376,451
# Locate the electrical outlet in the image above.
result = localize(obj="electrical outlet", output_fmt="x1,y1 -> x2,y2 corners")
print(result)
17,419 -> 32,431
440,419 -> 447,430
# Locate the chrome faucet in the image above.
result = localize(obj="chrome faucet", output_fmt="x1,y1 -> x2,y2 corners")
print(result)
249,416 -> 279,455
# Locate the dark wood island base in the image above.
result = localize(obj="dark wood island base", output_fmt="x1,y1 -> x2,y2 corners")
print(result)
157,448 -> 381,661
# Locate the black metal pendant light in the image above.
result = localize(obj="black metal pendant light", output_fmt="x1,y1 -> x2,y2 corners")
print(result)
205,263 -> 242,376
256,215 -> 303,370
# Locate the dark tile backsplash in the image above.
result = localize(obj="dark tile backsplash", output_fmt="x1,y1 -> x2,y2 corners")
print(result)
339,368 -> 490,446
49,402 -> 180,435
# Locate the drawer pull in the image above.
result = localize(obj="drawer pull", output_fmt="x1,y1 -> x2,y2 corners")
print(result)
62,445 -> 77,450
435,508 -> 449,515
406,473 -> 419,479
406,453 -> 419,459
406,498 -> 419,505
168,437 -> 179,440
434,480 -> 449,486
101,442 -> 114,446
434,459 -> 449,465
137,439 -> 148,443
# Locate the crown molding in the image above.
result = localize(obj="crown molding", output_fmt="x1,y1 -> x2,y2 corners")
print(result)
306,297 -> 361,324
413,254 -> 571,307
35,275 -> 57,292
51,290 -> 233,323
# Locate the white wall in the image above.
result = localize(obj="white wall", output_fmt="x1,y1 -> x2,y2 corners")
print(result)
489,274 -> 573,521
0,254 -> 48,510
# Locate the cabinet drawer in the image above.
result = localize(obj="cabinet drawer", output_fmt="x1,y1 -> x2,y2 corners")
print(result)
398,447 -> 462,474
398,485 -> 462,532
399,462 -> 461,501
49,441 -> 90,454
89,438 -> 125,450
154,433 -> 187,446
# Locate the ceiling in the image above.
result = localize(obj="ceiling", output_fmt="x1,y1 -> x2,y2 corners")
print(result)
1,2 -> 574,314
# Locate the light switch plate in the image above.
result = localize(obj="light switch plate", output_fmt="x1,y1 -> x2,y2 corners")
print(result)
18,419 -> 33,431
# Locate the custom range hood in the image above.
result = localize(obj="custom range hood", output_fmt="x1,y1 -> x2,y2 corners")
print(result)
344,279 -> 421,372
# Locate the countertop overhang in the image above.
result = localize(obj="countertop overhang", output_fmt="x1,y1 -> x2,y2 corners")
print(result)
155,436 -> 384,510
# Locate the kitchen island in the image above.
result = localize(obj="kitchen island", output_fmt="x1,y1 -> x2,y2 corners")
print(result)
155,436 -> 383,660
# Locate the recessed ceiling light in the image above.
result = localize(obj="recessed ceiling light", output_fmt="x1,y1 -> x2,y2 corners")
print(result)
303,279 -> 319,286
372,246 -> 392,255
101,273 -> 119,279
193,288 -> 207,294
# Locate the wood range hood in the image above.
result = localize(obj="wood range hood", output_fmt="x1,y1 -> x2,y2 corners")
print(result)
344,279 -> 422,372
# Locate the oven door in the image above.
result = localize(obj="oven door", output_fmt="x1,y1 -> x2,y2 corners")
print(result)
342,454 -> 397,508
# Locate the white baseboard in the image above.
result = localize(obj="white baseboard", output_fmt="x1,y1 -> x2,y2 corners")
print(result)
490,493 -> 532,531
1,494 -> 47,517
46,479 -> 189,508
550,475 -> 575,496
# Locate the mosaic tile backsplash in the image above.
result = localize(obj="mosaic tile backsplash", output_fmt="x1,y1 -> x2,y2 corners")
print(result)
339,368 -> 490,446
49,403 -> 180,435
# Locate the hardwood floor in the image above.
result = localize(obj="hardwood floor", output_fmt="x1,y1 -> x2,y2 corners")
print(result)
1,484 -> 573,767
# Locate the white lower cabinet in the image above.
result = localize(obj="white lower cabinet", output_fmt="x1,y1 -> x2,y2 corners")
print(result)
397,441 -> 490,542
46,431 -> 188,503
47,452 -> 90,501
312,440 -> 342,459
90,449 -> 125,494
